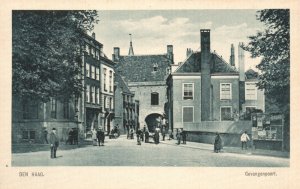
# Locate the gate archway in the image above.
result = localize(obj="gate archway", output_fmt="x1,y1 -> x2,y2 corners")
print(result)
145,113 -> 163,132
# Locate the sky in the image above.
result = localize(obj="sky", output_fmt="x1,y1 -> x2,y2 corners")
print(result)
93,10 -> 265,71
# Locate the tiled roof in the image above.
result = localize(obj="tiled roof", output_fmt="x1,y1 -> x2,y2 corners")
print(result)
175,52 -> 238,74
245,69 -> 259,79
115,73 -> 132,94
115,55 -> 171,82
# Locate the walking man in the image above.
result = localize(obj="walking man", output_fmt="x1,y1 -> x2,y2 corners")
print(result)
182,130 -> 188,144
50,128 -> 59,159
241,131 -> 250,150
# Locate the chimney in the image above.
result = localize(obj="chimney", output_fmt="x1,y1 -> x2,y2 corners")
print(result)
167,45 -> 174,63
92,32 -> 96,39
238,42 -> 245,81
200,29 -> 212,121
186,48 -> 193,58
113,47 -> 120,62
230,44 -> 235,67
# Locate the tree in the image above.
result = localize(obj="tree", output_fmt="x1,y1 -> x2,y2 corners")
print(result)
243,9 -> 290,151
12,10 -> 99,102
243,9 -> 290,113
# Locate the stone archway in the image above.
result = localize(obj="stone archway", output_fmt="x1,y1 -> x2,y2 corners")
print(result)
145,113 -> 163,132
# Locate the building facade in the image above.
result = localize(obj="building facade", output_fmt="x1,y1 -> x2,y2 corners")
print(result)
114,73 -> 139,134
113,40 -> 173,132
166,30 -> 265,146
12,32 -> 116,143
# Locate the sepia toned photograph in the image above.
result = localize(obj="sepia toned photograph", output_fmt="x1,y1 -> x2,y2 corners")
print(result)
11,9 -> 290,167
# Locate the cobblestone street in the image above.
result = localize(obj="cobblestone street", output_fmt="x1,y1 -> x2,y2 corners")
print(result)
12,135 -> 289,167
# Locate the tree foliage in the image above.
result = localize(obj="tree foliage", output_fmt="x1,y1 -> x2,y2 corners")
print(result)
243,9 -> 290,113
12,10 -> 99,102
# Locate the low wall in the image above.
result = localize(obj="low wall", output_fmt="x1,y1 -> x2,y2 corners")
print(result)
183,121 -> 252,147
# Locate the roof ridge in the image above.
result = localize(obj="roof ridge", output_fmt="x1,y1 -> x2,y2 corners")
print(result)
174,47 -> 200,72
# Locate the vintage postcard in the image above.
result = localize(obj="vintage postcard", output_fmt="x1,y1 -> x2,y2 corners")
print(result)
0,0 -> 299,189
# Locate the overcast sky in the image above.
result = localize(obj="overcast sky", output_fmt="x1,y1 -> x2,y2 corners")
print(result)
93,10 -> 265,71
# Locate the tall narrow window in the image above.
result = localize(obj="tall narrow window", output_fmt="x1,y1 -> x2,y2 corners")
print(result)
220,83 -> 232,100
85,44 -> 89,53
104,96 -> 107,109
91,47 -> 95,57
220,107 -> 232,121
183,83 -> 194,100
96,68 -> 100,80
183,106 -> 194,122
103,68 -> 107,91
245,82 -> 257,100
151,92 -> 159,105
109,70 -> 113,92
95,87 -> 98,104
86,63 -> 90,78
86,85 -> 90,103
63,100 -> 69,119
109,97 -> 113,110
95,50 -> 99,59
91,65 -> 95,79
91,86 -> 95,103
50,98 -> 57,119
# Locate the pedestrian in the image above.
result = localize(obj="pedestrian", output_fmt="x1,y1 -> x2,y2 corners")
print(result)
136,129 -> 142,145
96,128 -> 101,146
73,128 -> 78,145
214,132 -> 222,153
176,129 -> 182,145
43,128 -> 48,144
140,129 -> 144,142
182,130 -> 188,144
145,130 -> 149,143
168,130 -> 173,140
241,131 -> 250,150
126,124 -> 130,139
161,126 -> 166,141
130,128 -> 134,139
100,128 -> 105,146
154,129 -> 160,144
92,128 -> 97,146
50,128 -> 59,159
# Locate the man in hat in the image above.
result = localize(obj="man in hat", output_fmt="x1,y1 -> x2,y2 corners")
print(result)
50,128 -> 59,158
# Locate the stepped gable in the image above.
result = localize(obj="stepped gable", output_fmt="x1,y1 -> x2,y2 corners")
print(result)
115,73 -> 132,94
116,54 -> 171,82
245,69 -> 259,79
175,52 -> 238,74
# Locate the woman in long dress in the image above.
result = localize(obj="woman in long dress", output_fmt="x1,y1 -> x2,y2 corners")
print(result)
214,133 -> 222,153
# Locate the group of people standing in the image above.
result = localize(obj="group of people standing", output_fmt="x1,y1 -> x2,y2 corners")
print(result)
66,128 -> 78,145
175,128 -> 188,145
213,131 -> 251,153
91,127 -> 105,146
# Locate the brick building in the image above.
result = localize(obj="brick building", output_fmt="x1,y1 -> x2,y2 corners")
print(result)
112,37 -> 173,132
12,32 -> 115,143
166,29 -> 265,146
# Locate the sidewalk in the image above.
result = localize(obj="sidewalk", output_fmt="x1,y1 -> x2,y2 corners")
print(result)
160,139 -> 290,158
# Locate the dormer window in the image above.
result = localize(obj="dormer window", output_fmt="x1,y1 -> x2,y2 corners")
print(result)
153,63 -> 158,72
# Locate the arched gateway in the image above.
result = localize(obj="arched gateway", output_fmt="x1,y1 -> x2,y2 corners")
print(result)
145,113 -> 163,132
